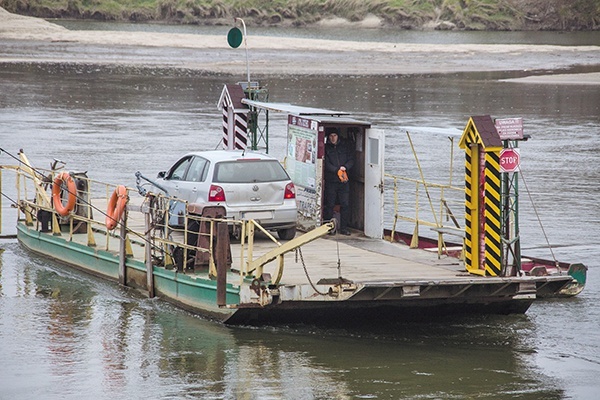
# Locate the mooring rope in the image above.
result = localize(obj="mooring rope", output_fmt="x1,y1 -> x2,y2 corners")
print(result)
0,191 -> 18,207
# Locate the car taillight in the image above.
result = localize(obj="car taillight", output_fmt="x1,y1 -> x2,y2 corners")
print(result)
284,182 -> 295,199
209,185 -> 225,202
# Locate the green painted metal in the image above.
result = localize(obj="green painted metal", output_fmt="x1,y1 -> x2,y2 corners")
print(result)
227,27 -> 243,48
500,141 -> 522,275
245,86 -> 269,152
16,222 -> 240,318
568,263 -> 587,285
17,223 -> 122,279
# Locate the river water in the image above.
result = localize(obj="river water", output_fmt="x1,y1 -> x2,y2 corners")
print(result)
1,25 -> 599,399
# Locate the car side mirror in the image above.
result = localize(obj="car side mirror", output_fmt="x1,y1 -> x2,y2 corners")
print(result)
157,171 -> 166,179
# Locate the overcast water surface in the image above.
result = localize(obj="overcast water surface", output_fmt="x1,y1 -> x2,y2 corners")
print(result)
0,25 -> 599,399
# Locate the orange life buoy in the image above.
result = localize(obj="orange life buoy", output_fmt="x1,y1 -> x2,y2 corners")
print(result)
105,185 -> 128,230
52,172 -> 77,216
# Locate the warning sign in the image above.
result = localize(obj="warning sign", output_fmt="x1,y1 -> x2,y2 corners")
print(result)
495,118 -> 523,140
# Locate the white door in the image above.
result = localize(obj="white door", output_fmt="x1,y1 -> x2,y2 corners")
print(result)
364,128 -> 385,238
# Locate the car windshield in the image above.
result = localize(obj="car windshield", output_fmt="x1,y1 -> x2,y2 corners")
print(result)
213,160 -> 289,183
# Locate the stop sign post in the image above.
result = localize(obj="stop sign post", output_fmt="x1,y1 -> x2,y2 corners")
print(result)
500,148 -> 520,173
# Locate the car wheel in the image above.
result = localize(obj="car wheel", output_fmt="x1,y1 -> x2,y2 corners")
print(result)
277,227 -> 296,240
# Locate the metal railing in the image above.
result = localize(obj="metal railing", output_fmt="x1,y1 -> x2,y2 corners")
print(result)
6,163 -> 321,287
381,132 -> 466,256
384,172 -> 465,254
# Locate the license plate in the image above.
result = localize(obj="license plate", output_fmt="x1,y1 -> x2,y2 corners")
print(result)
243,211 -> 273,220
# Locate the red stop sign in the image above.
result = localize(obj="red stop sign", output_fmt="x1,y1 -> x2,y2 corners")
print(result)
500,148 -> 520,172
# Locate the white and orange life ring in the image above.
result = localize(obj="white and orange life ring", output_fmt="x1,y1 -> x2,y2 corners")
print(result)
105,185 -> 128,230
52,172 -> 77,216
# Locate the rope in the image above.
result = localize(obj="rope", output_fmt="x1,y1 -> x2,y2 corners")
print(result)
0,191 -> 37,224
0,191 -> 18,206
518,166 -> 561,270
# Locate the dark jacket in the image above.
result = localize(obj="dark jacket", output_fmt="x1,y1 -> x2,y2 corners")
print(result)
324,138 -> 355,183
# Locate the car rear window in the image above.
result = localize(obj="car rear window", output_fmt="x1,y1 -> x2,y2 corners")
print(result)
214,160 -> 290,183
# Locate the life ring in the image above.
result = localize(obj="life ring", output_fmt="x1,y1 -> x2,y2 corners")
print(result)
105,185 -> 128,230
52,172 -> 77,216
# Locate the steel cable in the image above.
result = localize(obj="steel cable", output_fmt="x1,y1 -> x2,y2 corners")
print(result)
518,165 -> 560,270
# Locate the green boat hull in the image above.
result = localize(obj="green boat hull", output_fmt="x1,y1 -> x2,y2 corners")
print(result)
17,223 -> 239,321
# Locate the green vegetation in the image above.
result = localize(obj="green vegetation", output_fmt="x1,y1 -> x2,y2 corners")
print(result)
1,0 -> 598,30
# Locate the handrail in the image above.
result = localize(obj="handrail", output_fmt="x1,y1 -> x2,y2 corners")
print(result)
7,164 -> 328,287
384,171 -> 465,254
239,219 -> 334,285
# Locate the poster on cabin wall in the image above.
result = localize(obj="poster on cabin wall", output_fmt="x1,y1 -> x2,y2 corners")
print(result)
286,115 -> 320,230
286,115 -> 317,188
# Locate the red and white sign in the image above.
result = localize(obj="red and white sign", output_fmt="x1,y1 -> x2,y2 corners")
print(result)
495,118 -> 523,140
500,148 -> 520,173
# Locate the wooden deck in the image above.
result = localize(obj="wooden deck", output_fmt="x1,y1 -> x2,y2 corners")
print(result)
13,194 -> 575,326
241,233 -> 466,286
87,194 -> 574,300
89,196 -> 479,287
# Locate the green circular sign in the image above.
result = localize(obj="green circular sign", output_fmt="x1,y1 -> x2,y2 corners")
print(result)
227,27 -> 243,48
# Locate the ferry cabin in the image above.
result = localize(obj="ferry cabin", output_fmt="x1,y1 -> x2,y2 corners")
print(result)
218,82 -> 385,239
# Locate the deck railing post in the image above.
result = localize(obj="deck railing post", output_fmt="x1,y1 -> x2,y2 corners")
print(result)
118,211 -> 127,286
0,168 -> 2,234
144,208 -> 155,298
216,221 -> 228,306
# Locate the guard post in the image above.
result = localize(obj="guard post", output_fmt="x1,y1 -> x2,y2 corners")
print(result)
459,116 -> 503,276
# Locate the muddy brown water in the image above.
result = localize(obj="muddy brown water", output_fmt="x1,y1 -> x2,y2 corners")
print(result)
1,28 -> 599,399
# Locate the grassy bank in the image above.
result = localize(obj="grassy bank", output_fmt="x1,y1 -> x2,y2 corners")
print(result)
1,0 -> 598,31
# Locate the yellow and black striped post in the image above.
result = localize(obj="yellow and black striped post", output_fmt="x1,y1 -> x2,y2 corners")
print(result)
459,116 -> 503,276
463,137 -> 478,275
484,151 -> 502,276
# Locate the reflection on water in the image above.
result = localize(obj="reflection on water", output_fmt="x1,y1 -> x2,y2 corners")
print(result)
0,242 -> 567,399
0,55 -> 599,398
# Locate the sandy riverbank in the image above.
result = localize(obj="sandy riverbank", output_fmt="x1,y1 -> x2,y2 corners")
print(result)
1,8 -> 599,82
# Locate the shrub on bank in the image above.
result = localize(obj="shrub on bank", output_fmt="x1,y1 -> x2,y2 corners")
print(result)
0,0 -> 598,30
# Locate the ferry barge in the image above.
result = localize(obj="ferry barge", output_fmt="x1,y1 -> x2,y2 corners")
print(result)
0,83 -> 586,326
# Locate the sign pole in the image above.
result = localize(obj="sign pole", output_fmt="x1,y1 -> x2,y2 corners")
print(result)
501,141 -> 522,275
235,17 -> 251,86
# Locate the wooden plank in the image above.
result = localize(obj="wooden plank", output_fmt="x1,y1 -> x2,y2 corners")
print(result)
89,197 -> 472,288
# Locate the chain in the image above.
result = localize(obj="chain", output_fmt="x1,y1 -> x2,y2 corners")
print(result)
296,247 -> 330,296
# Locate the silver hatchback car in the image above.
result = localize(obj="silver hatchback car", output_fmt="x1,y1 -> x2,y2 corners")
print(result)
156,150 -> 298,240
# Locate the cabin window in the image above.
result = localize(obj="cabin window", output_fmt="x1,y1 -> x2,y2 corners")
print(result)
368,137 -> 379,165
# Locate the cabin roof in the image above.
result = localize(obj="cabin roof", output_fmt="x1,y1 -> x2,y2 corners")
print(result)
472,115 -> 503,148
241,99 -> 370,126
301,115 -> 372,127
459,115 -> 503,150
242,99 -> 350,116
217,84 -> 248,112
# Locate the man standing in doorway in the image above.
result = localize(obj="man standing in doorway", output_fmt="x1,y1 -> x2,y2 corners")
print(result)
323,128 -> 355,235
